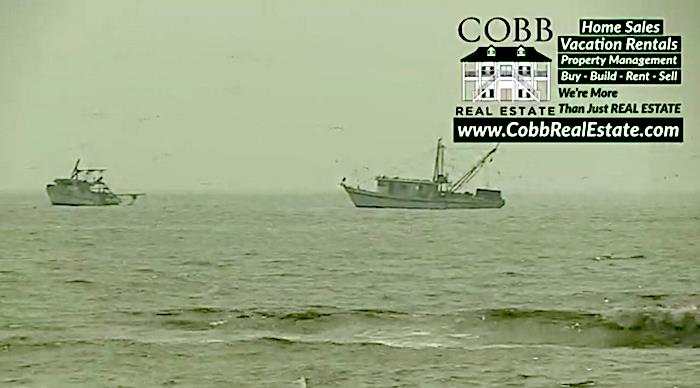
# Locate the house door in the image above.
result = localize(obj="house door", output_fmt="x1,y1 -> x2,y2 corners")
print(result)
501,88 -> 512,101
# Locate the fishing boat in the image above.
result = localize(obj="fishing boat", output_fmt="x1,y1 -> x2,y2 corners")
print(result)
340,139 -> 504,209
45,159 -> 145,206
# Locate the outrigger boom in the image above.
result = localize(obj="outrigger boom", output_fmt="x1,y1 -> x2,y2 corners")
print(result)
116,193 -> 146,199
116,193 -> 146,205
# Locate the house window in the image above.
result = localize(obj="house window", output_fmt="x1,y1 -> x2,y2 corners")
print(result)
481,66 -> 494,76
500,65 -> 512,76
487,46 -> 496,57
517,46 -> 526,57
518,89 -> 533,98
518,66 -> 531,76
487,88 -> 495,98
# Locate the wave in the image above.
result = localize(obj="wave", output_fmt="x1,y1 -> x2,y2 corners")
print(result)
63,279 -> 94,284
592,254 -> 646,261
602,308 -> 700,348
0,332 -> 551,351
107,304 -> 700,349
149,306 -> 408,320
483,308 -> 600,322
481,307 -> 700,348
3,314 -> 699,351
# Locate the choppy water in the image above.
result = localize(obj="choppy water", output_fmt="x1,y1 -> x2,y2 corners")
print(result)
1,192 -> 699,387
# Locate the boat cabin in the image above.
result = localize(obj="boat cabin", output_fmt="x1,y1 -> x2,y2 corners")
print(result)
376,176 -> 439,197
475,188 -> 503,200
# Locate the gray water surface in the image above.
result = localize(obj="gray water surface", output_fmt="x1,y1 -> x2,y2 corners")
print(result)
1,192 -> 699,387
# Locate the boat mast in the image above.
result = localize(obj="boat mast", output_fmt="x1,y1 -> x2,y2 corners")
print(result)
449,144 -> 499,192
432,138 -> 445,184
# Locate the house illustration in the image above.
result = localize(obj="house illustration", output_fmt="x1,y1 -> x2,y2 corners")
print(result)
461,45 -> 551,102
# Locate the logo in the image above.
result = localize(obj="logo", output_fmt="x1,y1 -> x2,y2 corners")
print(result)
461,44 -> 552,102
457,17 -> 553,43
457,18 -> 553,103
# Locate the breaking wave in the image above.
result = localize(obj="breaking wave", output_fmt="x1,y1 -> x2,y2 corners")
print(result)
3,303 -> 700,351
107,304 -> 700,349
480,307 -> 700,348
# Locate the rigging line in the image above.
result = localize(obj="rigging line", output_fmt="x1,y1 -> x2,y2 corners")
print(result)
348,140 -> 462,184
449,143 -> 500,192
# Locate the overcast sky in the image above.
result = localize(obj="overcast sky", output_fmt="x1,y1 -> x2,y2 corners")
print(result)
1,0 -> 698,193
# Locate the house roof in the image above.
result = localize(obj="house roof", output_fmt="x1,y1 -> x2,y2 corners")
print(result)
460,45 -> 551,62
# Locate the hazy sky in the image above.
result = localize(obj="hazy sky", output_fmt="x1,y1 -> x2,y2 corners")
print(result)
1,0 -> 698,193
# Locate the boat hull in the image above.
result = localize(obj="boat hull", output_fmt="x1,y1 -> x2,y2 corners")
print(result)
46,183 -> 121,206
341,185 -> 504,209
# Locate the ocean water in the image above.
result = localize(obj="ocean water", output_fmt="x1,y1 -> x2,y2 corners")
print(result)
1,192 -> 699,387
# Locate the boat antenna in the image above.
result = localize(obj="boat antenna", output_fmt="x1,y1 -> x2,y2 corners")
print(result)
448,143 -> 499,192
71,158 -> 81,179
